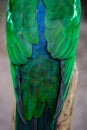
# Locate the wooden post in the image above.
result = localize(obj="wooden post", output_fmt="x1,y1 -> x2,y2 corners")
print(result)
11,64 -> 78,130
57,64 -> 78,130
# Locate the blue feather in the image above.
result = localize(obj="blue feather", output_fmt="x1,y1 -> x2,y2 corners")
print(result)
32,1 -> 51,58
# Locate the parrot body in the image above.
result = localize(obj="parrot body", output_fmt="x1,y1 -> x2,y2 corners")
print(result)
6,0 -> 81,130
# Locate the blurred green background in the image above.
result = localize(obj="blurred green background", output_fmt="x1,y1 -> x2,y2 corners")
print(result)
0,0 -> 87,130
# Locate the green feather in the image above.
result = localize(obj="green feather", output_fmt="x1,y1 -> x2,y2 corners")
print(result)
6,0 -> 81,128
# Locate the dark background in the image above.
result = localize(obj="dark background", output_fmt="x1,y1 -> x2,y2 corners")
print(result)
0,0 -> 87,130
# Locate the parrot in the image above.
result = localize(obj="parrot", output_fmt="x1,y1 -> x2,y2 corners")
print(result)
6,0 -> 81,130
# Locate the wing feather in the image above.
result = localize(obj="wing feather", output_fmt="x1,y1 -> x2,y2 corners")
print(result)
6,0 -> 39,65
44,0 -> 81,121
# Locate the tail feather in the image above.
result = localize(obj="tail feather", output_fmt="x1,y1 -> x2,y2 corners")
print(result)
15,105 -> 57,130
15,106 -> 37,130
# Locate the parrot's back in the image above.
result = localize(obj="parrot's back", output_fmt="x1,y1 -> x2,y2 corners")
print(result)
20,1 -> 60,121
6,0 -> 81,129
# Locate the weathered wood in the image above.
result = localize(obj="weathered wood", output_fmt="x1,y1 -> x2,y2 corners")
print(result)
57,64 -> 78,130
11,64 -> 78,130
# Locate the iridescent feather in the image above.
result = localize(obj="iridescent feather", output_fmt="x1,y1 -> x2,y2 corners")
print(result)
6,0 -> 81,129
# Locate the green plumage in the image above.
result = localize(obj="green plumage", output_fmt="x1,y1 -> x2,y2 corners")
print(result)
20,56 -> 60,120
6,0 -> 81,129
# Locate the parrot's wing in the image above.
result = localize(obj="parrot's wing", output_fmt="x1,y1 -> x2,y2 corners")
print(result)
44,0 -> 81,59
10,64 -> 27,123
44,0 -> 81,122
6,0 -> 38,122
6,0 -> 32,65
